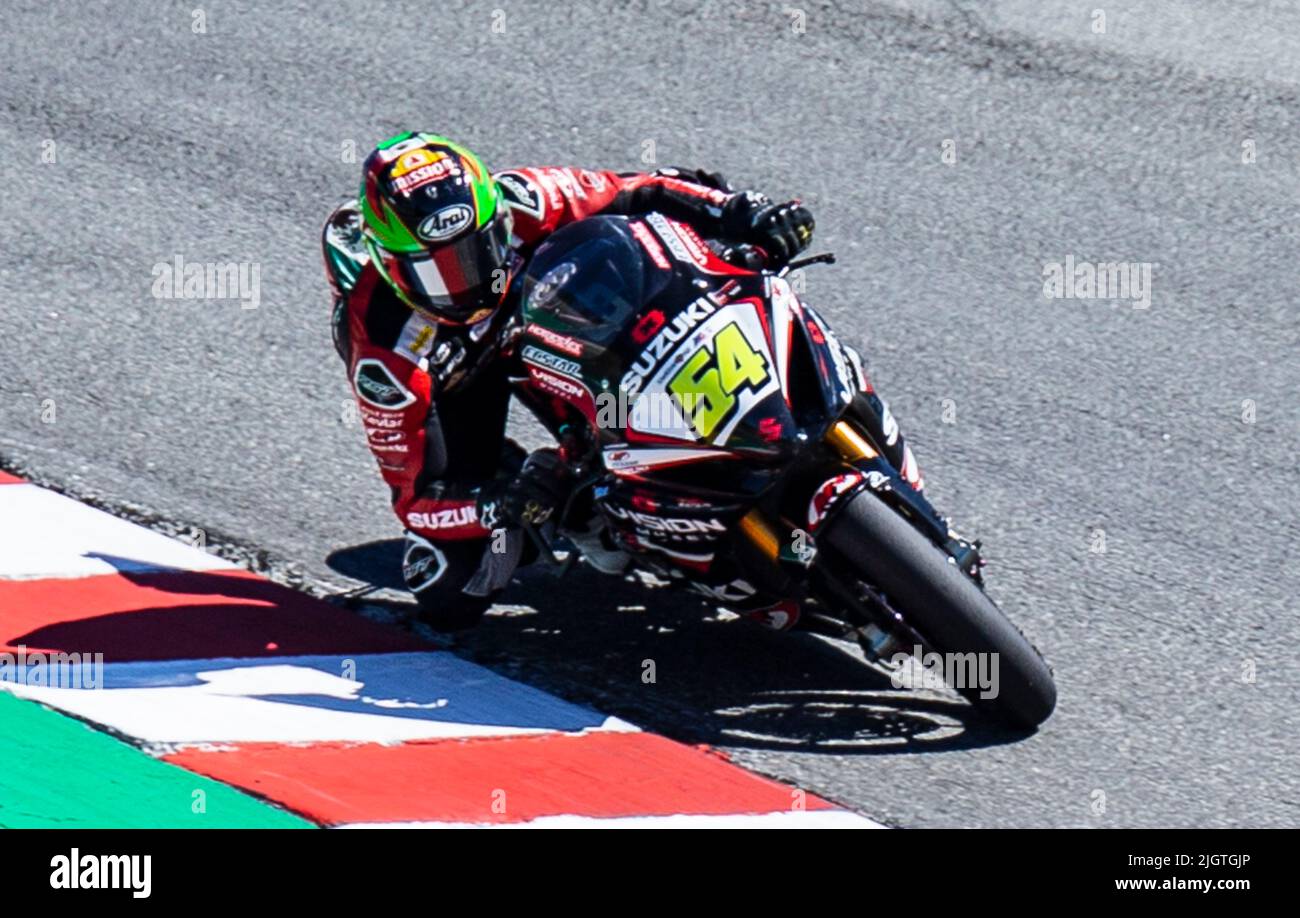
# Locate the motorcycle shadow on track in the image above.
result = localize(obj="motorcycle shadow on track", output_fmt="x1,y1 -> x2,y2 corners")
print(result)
327,540 -> 1030,755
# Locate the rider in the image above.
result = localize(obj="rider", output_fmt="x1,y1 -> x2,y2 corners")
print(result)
324,131 -> 922,631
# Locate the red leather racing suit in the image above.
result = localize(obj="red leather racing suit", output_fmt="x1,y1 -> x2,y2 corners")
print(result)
323,166 -> 740,607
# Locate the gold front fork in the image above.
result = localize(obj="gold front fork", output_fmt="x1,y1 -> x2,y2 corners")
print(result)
825,419 -> 878,461
739,509 -> 781,561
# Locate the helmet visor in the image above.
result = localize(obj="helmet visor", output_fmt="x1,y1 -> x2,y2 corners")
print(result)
376,213 -> 511,323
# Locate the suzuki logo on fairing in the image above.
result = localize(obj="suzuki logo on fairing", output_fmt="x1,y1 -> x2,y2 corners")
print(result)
620,295 -> 718,397
417,204 -> 473,241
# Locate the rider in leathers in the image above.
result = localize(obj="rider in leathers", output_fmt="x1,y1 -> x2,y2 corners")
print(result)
324,132 -> 926,630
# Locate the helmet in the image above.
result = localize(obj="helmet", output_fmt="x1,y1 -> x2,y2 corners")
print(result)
359,132 -> 512,325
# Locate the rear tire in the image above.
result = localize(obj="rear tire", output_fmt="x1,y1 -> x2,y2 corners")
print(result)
821,491 -> 1056,729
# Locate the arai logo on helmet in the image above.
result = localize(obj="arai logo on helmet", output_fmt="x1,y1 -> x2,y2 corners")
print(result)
417,204 -> 473,241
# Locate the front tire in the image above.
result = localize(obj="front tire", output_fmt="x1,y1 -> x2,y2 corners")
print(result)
821,491 -> 1056,729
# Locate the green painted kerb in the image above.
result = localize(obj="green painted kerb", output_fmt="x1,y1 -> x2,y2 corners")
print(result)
0,692 -> 313,828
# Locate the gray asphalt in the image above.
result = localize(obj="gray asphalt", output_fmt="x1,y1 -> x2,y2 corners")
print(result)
2,0 -> 1297,827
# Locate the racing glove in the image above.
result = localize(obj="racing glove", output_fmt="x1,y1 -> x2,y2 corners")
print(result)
721,192 -> 815,269
475,448 -> 572,531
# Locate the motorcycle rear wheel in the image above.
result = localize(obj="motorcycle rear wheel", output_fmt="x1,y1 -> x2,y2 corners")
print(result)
820,490 -> 1057,729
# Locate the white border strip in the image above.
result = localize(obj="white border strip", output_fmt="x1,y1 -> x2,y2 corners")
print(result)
0,484 -> 235,579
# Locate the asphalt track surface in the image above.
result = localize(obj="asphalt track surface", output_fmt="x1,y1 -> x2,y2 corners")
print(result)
1,1 -> 1297,828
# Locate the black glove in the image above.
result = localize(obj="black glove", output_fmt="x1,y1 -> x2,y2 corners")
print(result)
475,448 -> 571,531
721,192 -> 815,268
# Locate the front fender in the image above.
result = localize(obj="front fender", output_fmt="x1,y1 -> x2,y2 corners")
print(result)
809,420 -> 950,547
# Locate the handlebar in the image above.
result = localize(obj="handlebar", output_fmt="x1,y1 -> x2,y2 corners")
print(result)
720,243 -> 837,275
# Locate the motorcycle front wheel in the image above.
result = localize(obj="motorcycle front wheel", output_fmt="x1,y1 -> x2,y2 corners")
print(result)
820,490 -> 1057,729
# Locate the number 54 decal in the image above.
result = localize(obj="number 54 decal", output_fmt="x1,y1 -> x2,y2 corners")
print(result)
665,307 -> 780,442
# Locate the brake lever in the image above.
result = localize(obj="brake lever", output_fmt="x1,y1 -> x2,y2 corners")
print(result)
781,252 -> 836,275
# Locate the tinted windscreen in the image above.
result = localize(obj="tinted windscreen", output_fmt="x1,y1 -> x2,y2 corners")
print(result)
522,219 -> 668,346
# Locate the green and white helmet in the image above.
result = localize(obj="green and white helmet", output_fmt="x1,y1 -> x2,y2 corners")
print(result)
359,132 -> 512,325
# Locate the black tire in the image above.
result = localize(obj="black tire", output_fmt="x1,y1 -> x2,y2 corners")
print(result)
821,491 -> 1056,729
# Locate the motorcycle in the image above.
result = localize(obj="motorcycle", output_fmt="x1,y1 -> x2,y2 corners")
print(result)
506,211 -> 1056,729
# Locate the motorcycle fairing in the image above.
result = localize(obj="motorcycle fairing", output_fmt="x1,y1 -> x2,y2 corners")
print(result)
515,212 -> 877,577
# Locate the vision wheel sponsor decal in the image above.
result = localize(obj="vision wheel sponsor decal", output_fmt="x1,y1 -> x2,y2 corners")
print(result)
527,365 -> 598,424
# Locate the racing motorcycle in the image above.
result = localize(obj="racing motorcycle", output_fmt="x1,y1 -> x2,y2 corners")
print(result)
508,212 -> 1056,729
